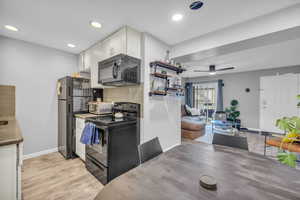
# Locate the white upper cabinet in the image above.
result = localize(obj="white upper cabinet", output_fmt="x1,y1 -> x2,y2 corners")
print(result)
90,43 -> 108,88
78,49 -> 92,72
126,27 -> 142,59
87,26 -> 141,88
78,52 -> 85,72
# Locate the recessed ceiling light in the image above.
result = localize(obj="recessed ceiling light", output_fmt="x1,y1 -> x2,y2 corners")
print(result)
90,21 -> 102,29
172,14 -> 183,22
67,43 -> 76,48
4,25 -> 19,32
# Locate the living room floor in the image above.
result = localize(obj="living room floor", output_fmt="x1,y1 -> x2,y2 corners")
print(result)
186,125 -> 300,170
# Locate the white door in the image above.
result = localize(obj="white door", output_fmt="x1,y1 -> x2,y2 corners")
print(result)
260,74 -> 298,133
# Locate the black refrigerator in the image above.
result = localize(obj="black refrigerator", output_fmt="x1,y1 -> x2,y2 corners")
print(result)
57,76 -> 91,159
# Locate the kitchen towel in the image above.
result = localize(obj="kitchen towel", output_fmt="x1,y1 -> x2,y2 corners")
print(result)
80,123 -> 100,145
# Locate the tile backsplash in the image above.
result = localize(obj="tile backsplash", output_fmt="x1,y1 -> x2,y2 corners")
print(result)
0,85 -> 15,117
103,85 -> 144,116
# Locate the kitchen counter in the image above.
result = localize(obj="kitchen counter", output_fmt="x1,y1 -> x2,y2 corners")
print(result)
74,113 -> 99,119
0,116 -> 23,146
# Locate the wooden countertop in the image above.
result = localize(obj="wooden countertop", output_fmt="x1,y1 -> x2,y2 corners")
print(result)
95,143 -> 300,200
0,116 -> 23,146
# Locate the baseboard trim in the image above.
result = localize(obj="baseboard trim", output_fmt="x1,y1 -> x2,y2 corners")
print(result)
23,147 -> 58,160
163,143 -> 181,152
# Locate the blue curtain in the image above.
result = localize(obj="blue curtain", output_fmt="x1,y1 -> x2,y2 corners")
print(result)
185,82 -> 193,107
216,80 -> 224,111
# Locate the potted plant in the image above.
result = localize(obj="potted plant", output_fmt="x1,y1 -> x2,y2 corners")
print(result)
275,95 -> 300,168
275,116 -> 300,168
225,99 -> 241,129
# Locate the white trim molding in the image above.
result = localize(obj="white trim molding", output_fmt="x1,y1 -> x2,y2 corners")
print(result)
163,143 -> 181,152
23,148 -> 58,160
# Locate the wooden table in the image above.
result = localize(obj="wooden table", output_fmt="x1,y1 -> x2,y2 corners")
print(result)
95,143 -> 300,200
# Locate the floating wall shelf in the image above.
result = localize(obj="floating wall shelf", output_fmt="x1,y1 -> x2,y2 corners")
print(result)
149,61 -> 185,97
150,61 -> 186,74
149,91 -> 167,96
151,72 -> 172,79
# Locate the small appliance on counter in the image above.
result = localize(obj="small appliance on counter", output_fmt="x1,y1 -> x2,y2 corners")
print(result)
85,102 -> 140,185
88,101 -> 113,115
92,88 -> 103,101
98,54 -> 141,86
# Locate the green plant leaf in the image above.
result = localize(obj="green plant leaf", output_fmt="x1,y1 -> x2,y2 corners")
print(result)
276,116 -> 300,133
297,94 -> 300,100
231,99 -> 238,106
277,152 -> 287,162
230,106 -> 236,111
277,152 -> 297,168
234,111 -> 240,118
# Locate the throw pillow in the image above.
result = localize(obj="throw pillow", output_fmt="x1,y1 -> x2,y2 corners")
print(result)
185,105 -> 192,116
190,108 -> 200,116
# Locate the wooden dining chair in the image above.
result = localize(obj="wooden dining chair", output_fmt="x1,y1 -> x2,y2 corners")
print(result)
138,137 -> 163,164
212,133 -> 249,150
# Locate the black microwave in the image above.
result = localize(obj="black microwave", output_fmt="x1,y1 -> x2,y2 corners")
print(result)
98,54 -> 141,86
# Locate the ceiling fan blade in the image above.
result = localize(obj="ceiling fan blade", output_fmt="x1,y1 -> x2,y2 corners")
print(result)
216,67 -> 235,71
193,70 -> 210,72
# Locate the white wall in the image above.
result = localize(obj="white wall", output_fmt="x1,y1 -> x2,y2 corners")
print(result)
141,33 -> 181,151
0,36 -> 78,155
171,4 -> 300,58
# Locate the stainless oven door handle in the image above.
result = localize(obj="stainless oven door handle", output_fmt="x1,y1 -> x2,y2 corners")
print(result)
95,125 -> 108,147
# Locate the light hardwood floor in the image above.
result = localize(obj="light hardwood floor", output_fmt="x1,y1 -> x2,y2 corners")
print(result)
22,152 -> 103,200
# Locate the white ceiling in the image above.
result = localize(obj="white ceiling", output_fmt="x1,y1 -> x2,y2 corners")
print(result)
0,0 -> 299,54
181,37 -> 300,78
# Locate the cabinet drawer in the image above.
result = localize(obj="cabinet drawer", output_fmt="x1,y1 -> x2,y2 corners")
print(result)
76,118 -> 85,129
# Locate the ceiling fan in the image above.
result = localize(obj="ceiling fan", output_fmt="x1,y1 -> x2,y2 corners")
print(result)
193,65 -> 234,75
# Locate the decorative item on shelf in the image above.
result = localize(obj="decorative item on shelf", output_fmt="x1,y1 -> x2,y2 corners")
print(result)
297,94 -> 300,107
151,72 -> 170,79
170,59 -> 175,65
164,50 -> 171,64
149,90 -> 167,96
175,62 -> 181,68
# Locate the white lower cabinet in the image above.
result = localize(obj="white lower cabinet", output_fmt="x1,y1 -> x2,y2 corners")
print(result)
75,118 -> 86,161
0,143 -> 23,200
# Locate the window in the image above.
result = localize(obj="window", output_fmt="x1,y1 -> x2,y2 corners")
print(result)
193,86 -> 216,109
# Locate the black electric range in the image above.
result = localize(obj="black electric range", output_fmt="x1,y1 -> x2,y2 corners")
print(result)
86,114 -> 137,127
84,102 -> 140,185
